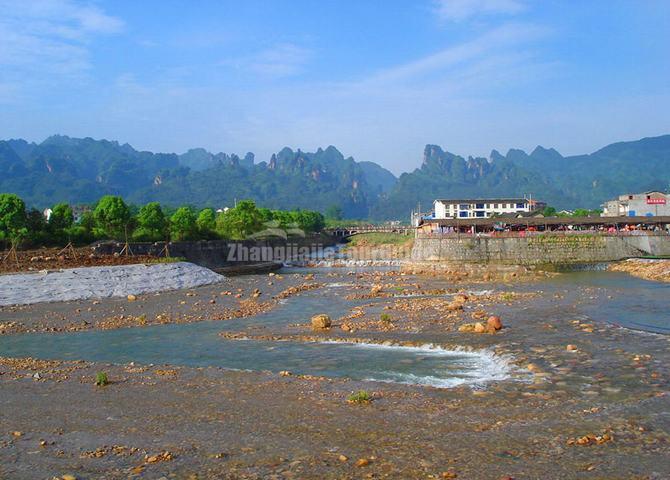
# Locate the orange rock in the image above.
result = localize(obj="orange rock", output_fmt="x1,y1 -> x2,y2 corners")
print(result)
487,315 -> 503,330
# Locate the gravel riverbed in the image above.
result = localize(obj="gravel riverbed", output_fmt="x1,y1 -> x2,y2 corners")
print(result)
1,265 -> 669,479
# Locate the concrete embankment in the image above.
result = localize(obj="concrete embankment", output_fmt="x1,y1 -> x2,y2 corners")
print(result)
93,234 -> 337,270
0,262 -> 225,306
411,234 -> 670,265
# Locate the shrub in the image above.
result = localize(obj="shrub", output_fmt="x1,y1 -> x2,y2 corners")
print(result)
347,390 -> 371,404
380,313 -> 391,323
95,372 -> 109,386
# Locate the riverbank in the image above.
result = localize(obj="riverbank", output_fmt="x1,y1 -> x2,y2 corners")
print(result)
1,267 -> 669,478
0,270 -> 318,334
0,246 -> 163,274
609,258 -> 670,282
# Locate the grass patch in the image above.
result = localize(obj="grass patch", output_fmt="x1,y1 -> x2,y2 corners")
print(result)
95,372 -> 109,386
146,256 -> 187,264
346,233 -> 412,247
347,390 -> 372,404
380,313 -> 392,323
499,292 -> 515,302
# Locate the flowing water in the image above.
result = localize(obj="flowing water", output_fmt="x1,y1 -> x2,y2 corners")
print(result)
544,270 -> 670,334
0,268 -> 668,388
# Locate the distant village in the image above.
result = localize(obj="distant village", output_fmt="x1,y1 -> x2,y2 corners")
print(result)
414,191 -> 670,235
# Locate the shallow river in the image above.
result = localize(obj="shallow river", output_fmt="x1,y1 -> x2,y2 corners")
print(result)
0,269 -> 668,388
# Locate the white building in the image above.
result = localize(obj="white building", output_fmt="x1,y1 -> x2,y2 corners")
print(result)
602,191 -> 670,217
433,198 -> 545,219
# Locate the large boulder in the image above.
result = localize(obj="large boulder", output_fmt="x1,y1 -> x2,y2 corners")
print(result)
311,314 -> 332,329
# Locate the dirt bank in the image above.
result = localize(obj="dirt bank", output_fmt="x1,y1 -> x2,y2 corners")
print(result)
0,246 -> 162,274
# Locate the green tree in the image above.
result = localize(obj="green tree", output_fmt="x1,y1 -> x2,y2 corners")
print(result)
134,202 -> 167,241
541,206 -> 557,217
67,210 -> 96,245
294,210 -> 325,233
0,193 -> 28,247
196,208 -> 217,239
49,203 -> 74,233
26,208 -> 49,246
215,200 -> 263,239
170,207 -> 198,241
93,195 -> 131,239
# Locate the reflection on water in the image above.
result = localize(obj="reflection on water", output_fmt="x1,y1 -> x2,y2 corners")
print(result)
544,271 -> 670,334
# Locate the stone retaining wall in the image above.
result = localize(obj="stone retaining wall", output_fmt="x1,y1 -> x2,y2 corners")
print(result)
93,235 -> 337,270
411,234 -> 670,265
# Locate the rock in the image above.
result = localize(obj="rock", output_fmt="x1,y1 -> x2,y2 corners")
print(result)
446,301 -> 464,311
474,322 -> 486,333
487,315 -> 503,330
61,475 -> 77,480
355,458 -> 370,467
311,314 -> 331,329
338,454 -> 348,462
33,372 -> 41,380
127,294 -> 137,302
566,344 -> 578,352
341,323 -> 352,332
527,363 -> 543,373
454,293 -> 468,303
279,370 -> 292,377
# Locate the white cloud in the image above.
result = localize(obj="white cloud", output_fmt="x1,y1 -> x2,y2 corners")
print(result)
93,22 -> 552,173
357,22 -> 545,87
0,0 -> 123,76
435,0 -> 525,21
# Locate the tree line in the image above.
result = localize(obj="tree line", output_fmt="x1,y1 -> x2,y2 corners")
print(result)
0,193 -> 325,250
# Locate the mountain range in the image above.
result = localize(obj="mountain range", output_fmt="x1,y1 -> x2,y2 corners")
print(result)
1,134 -> 669,220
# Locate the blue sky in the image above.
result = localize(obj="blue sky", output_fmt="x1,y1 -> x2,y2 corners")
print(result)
0,0 -> 668,174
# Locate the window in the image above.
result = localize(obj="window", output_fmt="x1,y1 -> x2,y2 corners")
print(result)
516,202 -> 525,209
475,203 -> 485,209
459,204 -> 469,210
476,211 -> 485,217
459,211 -> 468,218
